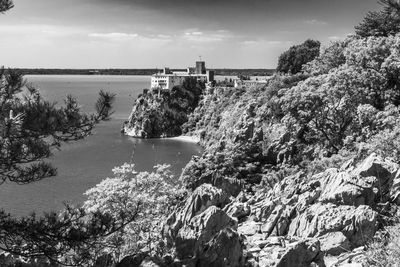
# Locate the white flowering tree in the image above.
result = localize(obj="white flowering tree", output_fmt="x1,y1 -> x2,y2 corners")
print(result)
83,163 -> 186,262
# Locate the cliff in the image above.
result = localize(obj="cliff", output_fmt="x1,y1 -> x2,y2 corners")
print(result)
121,34 -> 400,266
122,79 -> 203,138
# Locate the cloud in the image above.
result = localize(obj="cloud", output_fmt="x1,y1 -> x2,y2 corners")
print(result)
304,19 -> 327,25
182,30 -> 231,42
328,35 -> 341,41
88,32 -> 139,40
242,40 -> 258,45
156,34 -> 172,39
0,24 -> 84,36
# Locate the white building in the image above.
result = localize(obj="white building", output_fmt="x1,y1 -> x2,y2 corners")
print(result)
151,61 -> 214,90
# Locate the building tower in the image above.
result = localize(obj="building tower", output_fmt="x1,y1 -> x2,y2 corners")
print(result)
195,61 -> 206,74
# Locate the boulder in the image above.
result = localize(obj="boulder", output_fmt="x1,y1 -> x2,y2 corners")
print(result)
351,153 -> 398,202
238,220 -> 262,236
175,206 -> 237,259
261,205 -> 285,236
258,237 -> 325,267
196,228 -> 243,267
225,202 -> 251,221
163,184 -> 230,243
288,203 -> 378,248
316,153 -> 399,207
212,175 -> 243,197
139,258 -> 162,267
318,231 -> 351,256
179,184 -> 230,223
319,170 -> 377,206
116,253 -> 147,267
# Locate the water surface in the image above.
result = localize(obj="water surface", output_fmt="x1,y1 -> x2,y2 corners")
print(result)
0,75 -> 202,216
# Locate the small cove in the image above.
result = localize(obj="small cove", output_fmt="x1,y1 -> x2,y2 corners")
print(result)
0,75 -> 203,216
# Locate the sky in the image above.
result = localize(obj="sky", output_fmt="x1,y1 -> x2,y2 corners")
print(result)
0,0 -> 381,68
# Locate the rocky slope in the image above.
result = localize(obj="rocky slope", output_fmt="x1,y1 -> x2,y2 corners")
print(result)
121,81 -> 400,266
122,79 -> 203,138
120,34 -> 400,266
162,148 -> 400,266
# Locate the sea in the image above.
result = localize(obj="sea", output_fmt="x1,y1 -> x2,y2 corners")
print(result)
0,75 -> 204,216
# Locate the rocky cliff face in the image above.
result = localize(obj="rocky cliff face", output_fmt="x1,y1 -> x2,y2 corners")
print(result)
160,153 -> 400,267
120,83 -> 400,267
122,80 -> 203,138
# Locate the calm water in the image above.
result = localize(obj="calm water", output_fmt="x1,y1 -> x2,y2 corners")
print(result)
0,75 -> 203,216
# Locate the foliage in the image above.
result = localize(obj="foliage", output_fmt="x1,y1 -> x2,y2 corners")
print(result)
83,164 -> 186,262
356,0 -> 400,37
0,5 -> 119,264
0,69 -> 115,184
280,35 -> 400,154
0,0 -> 13,13
365,224 -> 400,266
276,39 -> 321,74
0,205 -> 137,266
0,164 -> 184,266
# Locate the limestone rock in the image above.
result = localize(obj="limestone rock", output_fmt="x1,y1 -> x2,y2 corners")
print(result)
258,237 -> 325,267
116,253 -> 148,267
225,202 -> 251,221
163,184 -> 230,243
212,175 -> 243,197
319,170 -> 377,206
179,184 -> 230,223
175,206 -> 237,259
238,220 -> 262,236
261,205 -> 285,236
196,228 -> 243,267
351,153 -> 398,202
318,231 -> 351,256
390,169 -> 400,204
288,203 -> 378,248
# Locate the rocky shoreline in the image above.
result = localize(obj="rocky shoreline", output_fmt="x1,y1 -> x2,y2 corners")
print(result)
119,31 -> 400,266
122,80 -> 203,138
119,84 -> 400,266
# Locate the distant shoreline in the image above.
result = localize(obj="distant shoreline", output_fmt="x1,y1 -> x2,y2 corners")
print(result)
16,68 -> 275,77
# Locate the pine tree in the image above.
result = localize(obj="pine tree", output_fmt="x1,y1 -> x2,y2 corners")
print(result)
0,0 -> 13,13
0,2 -> 135,265
0,68 -> 116,184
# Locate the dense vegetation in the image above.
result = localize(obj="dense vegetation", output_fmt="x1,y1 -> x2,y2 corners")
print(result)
355,0 -> 400,37
182,33 -> 400,191
276,39 -> 321,74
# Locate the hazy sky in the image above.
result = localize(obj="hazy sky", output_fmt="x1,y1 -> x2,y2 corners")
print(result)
0,0 -> 380,68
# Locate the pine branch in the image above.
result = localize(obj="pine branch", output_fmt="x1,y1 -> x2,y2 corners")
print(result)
0,0 -> 13,13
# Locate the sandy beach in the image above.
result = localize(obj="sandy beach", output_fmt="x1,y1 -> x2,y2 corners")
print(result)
168,135 -> 200,143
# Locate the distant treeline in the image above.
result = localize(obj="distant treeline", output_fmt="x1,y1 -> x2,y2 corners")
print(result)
16,68 -> 275,76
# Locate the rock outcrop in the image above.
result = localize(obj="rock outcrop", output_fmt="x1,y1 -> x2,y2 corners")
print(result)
162,183 -> 244,267
123,83 -> 203,138
160,153 -> 400,266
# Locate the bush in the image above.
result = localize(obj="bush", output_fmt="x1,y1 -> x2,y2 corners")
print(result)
365,224 -> 400,266
276,39 -> 321,74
